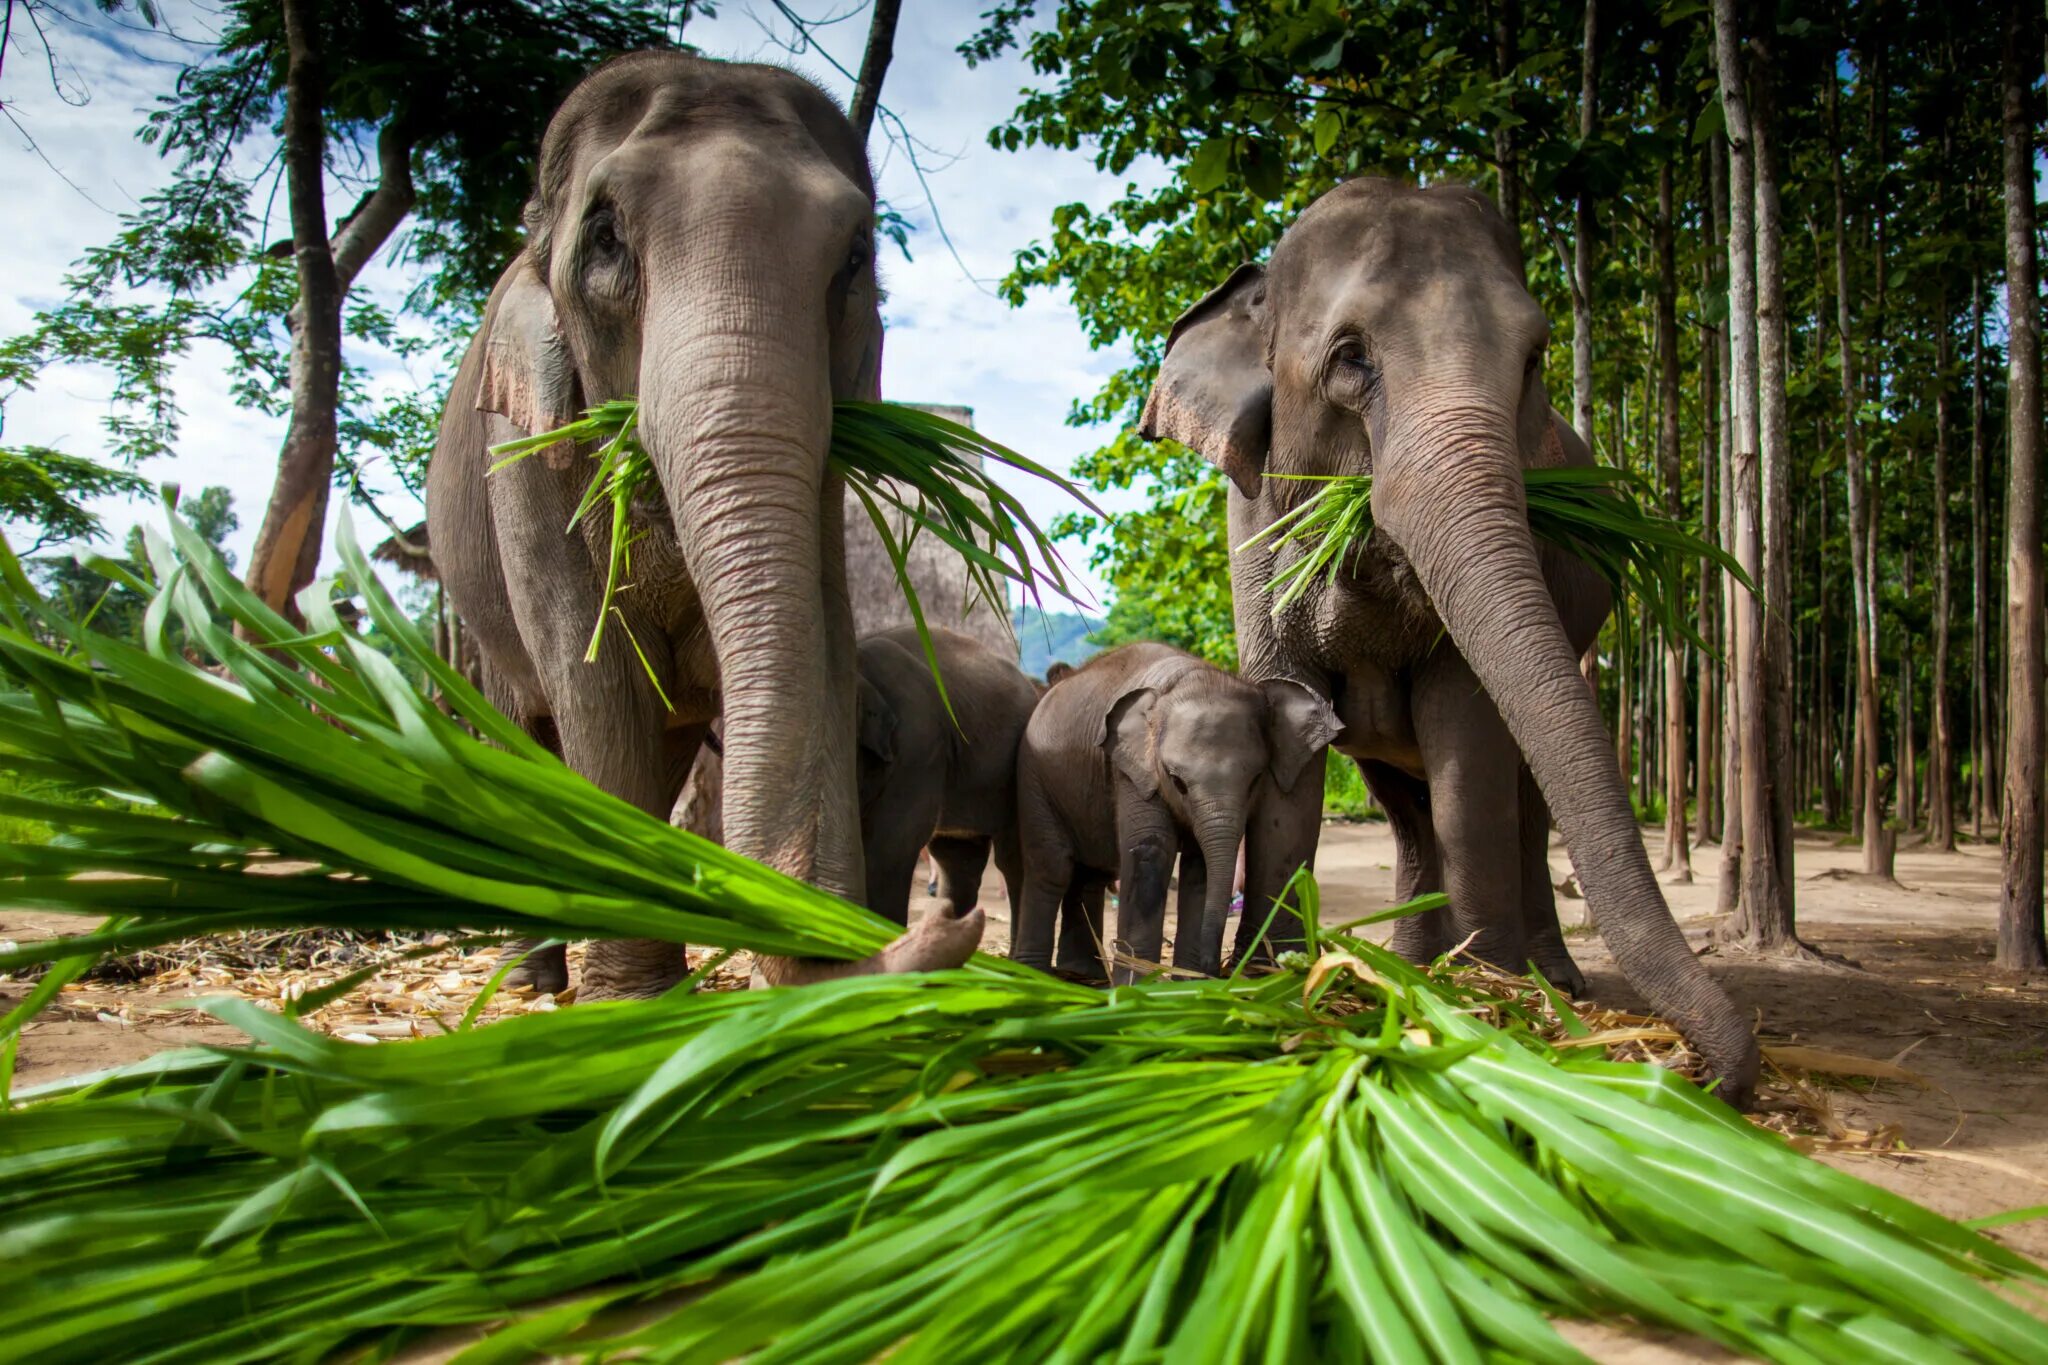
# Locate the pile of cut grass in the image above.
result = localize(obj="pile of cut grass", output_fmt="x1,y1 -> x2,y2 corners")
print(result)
0,519 -> 2043,1364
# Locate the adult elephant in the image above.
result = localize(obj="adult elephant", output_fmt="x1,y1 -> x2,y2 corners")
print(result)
1139,178 -> 1757,1104
428,52 -> 980,998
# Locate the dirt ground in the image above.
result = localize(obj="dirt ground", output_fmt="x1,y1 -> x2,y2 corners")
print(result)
5,821 -> 2046,1361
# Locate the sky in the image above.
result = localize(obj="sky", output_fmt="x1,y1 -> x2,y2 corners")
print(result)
0,0 -> 1158,609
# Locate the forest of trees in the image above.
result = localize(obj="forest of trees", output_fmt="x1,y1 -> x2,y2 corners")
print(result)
2,1 -> 2045,968
973,0 -> 2048,970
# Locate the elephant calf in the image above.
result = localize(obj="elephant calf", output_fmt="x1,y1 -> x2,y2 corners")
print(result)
856,627 -> 1040,924
1014,643 -> 1338,981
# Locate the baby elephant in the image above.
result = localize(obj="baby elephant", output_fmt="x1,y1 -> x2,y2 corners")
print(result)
1014,643 -> 1339,980
857,627 -> 1041,925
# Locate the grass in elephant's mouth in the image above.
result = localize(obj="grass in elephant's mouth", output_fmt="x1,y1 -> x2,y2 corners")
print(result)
489,399 -> 1101,718
2,523 -> 2046,1364
1241,465 -> 1750,653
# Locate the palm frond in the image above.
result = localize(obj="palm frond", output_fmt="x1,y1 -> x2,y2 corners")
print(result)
489,400 -> 1101,716
0,519 -> 2042,1365
1241,466 -> 1750,655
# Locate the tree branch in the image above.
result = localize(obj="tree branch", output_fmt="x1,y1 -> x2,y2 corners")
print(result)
848,0 -> 900,144
330,117 -> 416,291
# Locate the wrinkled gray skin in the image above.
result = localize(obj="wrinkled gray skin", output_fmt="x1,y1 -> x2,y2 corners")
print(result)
427,53 -> 980,998
856,627 -> 1040,924
1139,179 -> 1758,1104
1014,643 -> 1338,982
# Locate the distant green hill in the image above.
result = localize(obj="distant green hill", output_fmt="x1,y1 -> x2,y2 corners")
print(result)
1012,603 -> 1103,680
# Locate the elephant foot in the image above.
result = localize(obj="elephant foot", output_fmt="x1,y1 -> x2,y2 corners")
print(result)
578,938 -> 689,1001
757,906 -> 985,985
1527,945 -> 1589,998
500,940 -> 569,995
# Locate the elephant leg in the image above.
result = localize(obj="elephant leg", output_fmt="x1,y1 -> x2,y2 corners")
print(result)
1171,840 -> 1211,972
571,701 -> 705,1001
863,789 -> 943,928
1234,748 -> 1327,965
1111,786 -> 1177,984
1362,759 -> 1450,963
1013,773 -> 1073,972
1517,765 -> 1588,996
992,824 -> 1026,924
1054,877 -> 1109,981
487,671 -> 569,995
1413,649 -> 1525,974
929,835 -> 993,919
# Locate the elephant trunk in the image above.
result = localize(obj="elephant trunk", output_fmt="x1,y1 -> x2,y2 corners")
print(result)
632,225 -> 978,988
1193,811 -> 1244,976
1373,400 -> 1758,1106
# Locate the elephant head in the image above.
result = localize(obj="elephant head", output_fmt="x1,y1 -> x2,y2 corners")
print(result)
1103,670 -> 1338,974
1140,179 -> 1757,1101
475,53 -> 976,984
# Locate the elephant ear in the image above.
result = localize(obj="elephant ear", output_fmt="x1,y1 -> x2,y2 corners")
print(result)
1098,687 -> 1160,798
1138,263 -> 1272,499
476,255 -> 583,470
1261,679 -> 1341,794
857,674 -> 897,767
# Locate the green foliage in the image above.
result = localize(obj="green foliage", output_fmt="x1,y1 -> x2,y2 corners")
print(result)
1249,466 -> 1751,654
489,400 -> 1100,713
1011,602 -> 1103,678
29,486 -> 238,648
1059,431 -> 1237,665
0,447 -> 152,552
0,1 -> 672,513
1322,755 -> 1379,822
4,516 -> 2048,1362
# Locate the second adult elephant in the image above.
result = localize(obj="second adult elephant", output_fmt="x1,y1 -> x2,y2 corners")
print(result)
855,627 -> 1040,924
1013,644 -> 1338,981
1140,178 -> 1758,1103
428,52 -> 979,998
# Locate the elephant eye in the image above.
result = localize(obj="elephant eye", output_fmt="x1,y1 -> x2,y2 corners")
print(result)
1327,339 -> 1379,401
839,238 -> 871,283
1169,772 -> 1190,796
585,208 -> 623,257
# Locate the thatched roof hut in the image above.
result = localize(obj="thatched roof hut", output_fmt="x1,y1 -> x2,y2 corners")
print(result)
841,403 -> 1018,660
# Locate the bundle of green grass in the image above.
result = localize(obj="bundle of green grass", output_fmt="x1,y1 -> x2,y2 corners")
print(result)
489,399 -> 1097,713
1243,466 -> 1744,651
0,509 -> 2043,1362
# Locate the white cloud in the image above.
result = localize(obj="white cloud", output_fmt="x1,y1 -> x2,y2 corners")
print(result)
1,0 -> 1163,607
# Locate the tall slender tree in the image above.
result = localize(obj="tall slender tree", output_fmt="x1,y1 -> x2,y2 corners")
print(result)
1572,0 -> 1599,446
1997,0 -> 2046,971
1830,40 -> 1891,878
1654,45 -> 1691,880
1718,0 -> 1796,944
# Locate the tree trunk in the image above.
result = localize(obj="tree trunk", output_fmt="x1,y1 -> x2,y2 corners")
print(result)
1711,124 -> 1742,914
245,0 -> 342,620
1897,547 -> 1916,832
1696,293 -> 1719,846
1971,265 -> 1991,840
1720,0 -> 1795,944
1655,94 -> 1690,878
1490,0 -> 1524,269
847,0 -> 903,144
244,7 -> 415,620
1713,0 -> 1763,935
1828,51 -> 1890,880
1572,0 -> 1598,445
1932,264 -> 1956,850
1750,17 -> 1796,923
1998,0 -> 2046,971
